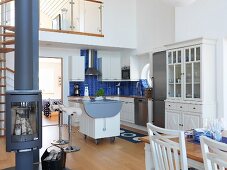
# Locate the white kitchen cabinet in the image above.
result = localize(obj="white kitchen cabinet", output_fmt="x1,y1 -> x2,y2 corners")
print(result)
165,103 -> 202,130
121,55 -> 140,81
182,113 -> 200,130
79,103 -> 120,141
120,97 -> 135,123
98,51 -> 121,81
165,38 -> 216,130
166,111 -> 181,130
68,56 -> 85,81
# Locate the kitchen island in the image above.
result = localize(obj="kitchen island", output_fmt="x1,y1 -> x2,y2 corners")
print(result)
79,99 -> 122,144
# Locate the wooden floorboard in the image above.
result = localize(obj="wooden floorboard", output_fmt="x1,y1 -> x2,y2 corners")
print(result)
0,117 -> 146,170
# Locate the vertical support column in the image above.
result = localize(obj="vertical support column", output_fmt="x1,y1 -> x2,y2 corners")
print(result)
16,151 -> 33,170
15,0 -> 39,90
70,0 -> 75,30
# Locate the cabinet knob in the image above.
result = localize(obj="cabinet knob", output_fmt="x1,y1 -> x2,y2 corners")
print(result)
169,105 -> 171,107
180,106 -> 182,108
193,107 -> 196,109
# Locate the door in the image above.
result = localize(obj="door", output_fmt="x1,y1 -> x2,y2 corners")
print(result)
166,111 -> 181,130
182,113 -> 200,131
184,46 -> 201,100
167,49 -> 183,99
69,56 -> 85,81
39,57 -> 62,100
110,55 -> 121,80
153,100 -> 165,128
153,51 -> 166,100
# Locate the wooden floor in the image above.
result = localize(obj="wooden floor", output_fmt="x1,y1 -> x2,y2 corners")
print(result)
0,116 -> 146,170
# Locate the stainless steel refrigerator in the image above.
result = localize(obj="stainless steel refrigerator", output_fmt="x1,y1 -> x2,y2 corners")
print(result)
152,51 -> 166,128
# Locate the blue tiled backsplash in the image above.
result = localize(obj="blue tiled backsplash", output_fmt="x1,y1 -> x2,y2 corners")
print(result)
69,50 -> 149,96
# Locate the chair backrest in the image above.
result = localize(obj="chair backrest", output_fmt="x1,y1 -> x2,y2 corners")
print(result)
200,136 -> 227,170
147,123 -> 188,170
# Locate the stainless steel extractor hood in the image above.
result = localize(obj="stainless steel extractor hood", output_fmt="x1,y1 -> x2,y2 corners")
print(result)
85,49 -> 101,76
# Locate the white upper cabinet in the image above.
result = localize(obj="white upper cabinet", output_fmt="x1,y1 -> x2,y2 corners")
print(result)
166,38 -> 216,103
98,51 -> 121,81
68,56 -> 85,81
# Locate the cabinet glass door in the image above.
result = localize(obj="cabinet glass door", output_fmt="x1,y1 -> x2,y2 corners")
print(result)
184,46 -> 201,100
194,47 -> 201,98
167,50 -> 182,98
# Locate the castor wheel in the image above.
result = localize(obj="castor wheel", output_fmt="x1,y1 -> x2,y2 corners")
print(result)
84,135 -> 87,140
110,137 -> 115,143
95,139 -> 100,145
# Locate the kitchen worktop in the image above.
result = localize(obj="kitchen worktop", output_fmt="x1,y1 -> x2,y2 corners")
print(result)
68,95 -> 148,100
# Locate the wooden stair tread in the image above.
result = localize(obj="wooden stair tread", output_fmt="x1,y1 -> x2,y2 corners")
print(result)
0,85 -> 6,87
0,76 -> 6,79
0,47 -> 14,53
0,25 -> 15,31
0,111 -> 5,113
0,33 -> 15,37
0,0 -> 14,5
0,102 -> 5,104
0,128 -> 5,130
0,119 -> 4,121
0,94 -> 6,96
0,39 -> 15,45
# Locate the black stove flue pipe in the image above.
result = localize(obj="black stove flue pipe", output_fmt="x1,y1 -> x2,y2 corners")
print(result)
15,0 -> 39,90
14,0 -> 40,169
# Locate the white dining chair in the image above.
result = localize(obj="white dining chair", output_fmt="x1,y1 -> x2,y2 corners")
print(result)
200,136 -> 227,170
147,123 -> 188,170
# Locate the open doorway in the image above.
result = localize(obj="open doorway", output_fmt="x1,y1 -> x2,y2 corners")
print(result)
39,57 -> 63,126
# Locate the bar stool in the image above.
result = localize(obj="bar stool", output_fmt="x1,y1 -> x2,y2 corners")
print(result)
61,107 -> 82,153
51,104 -> 69,145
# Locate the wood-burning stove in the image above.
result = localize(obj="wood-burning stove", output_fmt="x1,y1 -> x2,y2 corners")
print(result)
5,0 -> 41,169
6,90 -> 42,152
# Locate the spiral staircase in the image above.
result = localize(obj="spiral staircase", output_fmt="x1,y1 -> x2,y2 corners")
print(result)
0,0 -> 15,136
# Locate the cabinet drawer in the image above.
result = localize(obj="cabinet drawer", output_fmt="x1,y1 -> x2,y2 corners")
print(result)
174,103 -> 187,111
165,102 -> 175,110
187,104 -> 202,113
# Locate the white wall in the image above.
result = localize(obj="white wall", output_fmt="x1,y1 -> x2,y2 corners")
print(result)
39,47 -> 80,105
175,0 -> 227,119
136,0 -> 175,54
223,38 -> 227,129
40,0 -> 137,49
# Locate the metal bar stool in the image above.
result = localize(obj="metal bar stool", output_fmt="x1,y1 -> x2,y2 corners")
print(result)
62,107 -> 82,153
51,104 -> 69,145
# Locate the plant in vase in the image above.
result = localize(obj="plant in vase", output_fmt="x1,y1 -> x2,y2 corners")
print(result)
95,88 -> 105,100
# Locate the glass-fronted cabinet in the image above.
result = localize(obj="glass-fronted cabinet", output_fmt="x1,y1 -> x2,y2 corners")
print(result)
184,46 -> 201,100
167,46 -> 201,100
167,49 -> 183,98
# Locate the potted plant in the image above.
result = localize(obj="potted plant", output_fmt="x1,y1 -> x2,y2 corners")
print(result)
95,88 -> 105,100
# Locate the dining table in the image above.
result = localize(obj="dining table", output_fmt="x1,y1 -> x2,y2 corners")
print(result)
139,131 -> 227,170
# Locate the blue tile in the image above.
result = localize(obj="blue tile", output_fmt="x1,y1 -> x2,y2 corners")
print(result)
69,49 -> 146,96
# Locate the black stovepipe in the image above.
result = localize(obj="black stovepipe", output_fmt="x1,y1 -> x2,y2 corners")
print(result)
14,0 -> 40,169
